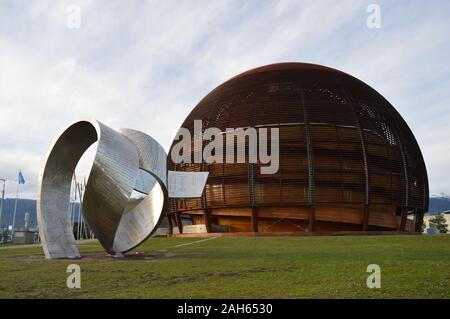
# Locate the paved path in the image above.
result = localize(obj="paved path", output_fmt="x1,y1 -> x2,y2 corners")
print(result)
1,237 -> 216,251
0,239 -> 97,250
172,237 -> 217,248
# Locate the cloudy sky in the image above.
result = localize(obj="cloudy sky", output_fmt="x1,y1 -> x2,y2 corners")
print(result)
0,0 -> 449,199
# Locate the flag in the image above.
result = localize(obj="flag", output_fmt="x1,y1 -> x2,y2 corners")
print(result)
18,171 -> 25,185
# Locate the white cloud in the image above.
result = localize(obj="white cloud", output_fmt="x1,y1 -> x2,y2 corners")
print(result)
0,0 -> 449,198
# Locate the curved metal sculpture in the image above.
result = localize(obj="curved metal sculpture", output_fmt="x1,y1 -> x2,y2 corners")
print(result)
37,119 -> 167,259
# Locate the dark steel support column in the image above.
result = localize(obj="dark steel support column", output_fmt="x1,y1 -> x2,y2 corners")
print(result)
248,162 -> 257,232
415,210 -> 424,232
247,96 -> 257,232
200,158 -> 209,230
175,213 -> 183,234
167,213 -> 174,236
422,175 -> 429,217
392,111 -> 427,232
251,207 -> 258,232
387,111 -> 410,228
308,206 -> 315,232
399,207 -> 408,231
340,84 -> 371,231
399,143 -> 409,223
299,87 -> 315,232
203,210 -> 211,233
362,205 -> 370,231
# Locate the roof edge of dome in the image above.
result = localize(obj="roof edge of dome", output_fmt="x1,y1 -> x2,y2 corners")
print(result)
227,62 -> 345,81
200,62 -> 347,102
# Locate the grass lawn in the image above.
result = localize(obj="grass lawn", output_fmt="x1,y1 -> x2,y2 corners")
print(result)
0,235 -> 448,298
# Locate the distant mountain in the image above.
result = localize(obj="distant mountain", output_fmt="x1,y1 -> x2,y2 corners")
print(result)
0,198 -> 82,230
0,198 -> 37,229
428,196 -> 450,215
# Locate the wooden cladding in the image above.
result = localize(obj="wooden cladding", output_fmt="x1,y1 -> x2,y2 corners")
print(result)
168,63 -> 428,233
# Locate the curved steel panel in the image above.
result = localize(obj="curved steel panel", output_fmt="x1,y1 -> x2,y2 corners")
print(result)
37,119 -> 168,258
112,129 -> 168,253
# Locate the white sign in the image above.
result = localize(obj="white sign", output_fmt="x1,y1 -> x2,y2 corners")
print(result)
168,171 -> 209,198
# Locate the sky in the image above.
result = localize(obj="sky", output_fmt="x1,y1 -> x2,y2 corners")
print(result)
0,0 -> 449,199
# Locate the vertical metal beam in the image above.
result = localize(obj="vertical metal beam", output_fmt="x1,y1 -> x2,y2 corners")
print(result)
203,210 -> 211,233
175,213 -> 183,234
169,163 -> 177,236
247,163 -> 255,216
168,195 -> 178,236
351,105 -> 370,230
248,162 -> 256,231
362,206 -> 370,231
299,86 -> 315,232
308,206 -> 315,232
251,207 -> 258,232
167,212 -> 173,236
398,142 -> 409,215
399,207 -> 408,231
200,159 -> 209,232
248,162 -> 255,206
415,210 -> 424,232
422,175 -> 429,215
391,109 -> 428,231
338,82 -> 371,231
200,139 -> 210,233
387,111 -> 410,225
248,95 -> 257,231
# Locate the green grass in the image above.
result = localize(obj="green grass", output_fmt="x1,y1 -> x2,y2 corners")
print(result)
0,235 -> 449,298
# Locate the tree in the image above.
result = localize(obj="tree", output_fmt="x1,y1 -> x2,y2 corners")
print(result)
429,213 -> 448,234
421,219 -> 427,233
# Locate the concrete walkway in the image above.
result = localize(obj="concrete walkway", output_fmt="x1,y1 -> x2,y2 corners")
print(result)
172,237 -> 217,248
0,239 -> 97,250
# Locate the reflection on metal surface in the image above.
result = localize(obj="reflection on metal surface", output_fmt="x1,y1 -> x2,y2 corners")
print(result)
37,119 -> 169,259
168,171 -> 209,198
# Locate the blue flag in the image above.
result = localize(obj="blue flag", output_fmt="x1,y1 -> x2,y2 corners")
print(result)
18,171 -> 25,185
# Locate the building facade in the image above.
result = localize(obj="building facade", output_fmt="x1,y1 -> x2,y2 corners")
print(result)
168,63 -> 429,234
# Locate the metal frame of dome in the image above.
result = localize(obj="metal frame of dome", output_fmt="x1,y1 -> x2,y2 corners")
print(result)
168,62 -> 428,235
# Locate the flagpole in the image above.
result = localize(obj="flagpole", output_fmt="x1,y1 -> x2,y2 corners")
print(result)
77,182 -> 84,239
71,175 -> 75,238
79,183 -> 88,240
12,182 -> 20,237
74,175 -> 81,240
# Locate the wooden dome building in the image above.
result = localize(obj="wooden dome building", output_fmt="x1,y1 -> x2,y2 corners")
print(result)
167,62 -> 428,235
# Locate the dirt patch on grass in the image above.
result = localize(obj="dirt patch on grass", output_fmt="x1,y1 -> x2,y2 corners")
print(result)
161,265 -> 304,286
203,265 -> 302,278
115,251 -> 176,261
9,251 -> 175,263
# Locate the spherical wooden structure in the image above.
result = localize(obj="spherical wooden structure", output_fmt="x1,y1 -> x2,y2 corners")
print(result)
168,63 -> 428,234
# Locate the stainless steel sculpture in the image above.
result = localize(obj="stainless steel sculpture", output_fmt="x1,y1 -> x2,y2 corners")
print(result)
37,119 -> 171,259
